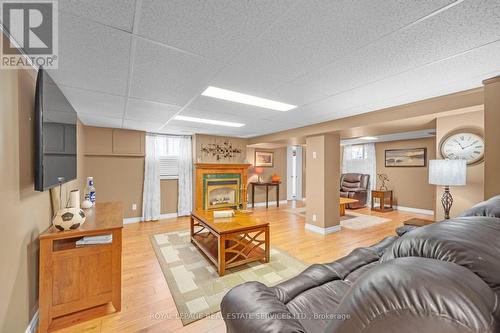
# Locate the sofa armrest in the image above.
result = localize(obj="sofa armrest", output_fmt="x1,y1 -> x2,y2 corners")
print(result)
221,281 -> 306,333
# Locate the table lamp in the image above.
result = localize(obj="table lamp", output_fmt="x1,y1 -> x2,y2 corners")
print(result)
429,159 -> 466,219
254,167 -> 264,183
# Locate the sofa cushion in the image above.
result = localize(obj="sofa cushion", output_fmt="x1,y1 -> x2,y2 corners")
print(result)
286,280 -> 350,333
326,257 -> 500,333
382,216 -> 500,294
221,281 -> 306,333
460,195 -> 500,218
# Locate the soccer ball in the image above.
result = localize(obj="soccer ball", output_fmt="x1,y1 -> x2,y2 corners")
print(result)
52,208 -> 86,231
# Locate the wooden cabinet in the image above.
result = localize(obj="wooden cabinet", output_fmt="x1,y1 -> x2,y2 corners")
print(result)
39,202 -> 123,333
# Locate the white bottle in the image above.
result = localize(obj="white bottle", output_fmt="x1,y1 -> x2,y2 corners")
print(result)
84,177 -> 96,206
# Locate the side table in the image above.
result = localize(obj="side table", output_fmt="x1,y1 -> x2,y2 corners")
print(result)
371,190 -> 393,212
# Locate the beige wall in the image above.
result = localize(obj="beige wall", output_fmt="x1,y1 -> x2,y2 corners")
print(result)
306,134 -> 340,229
194,134 -> 248,164
84,126 -> 146,218
84,155 -> 144,218
0,68 -> 85,332
375,138 -> 436,210
83,126 -> 182,218
483,77 -> 500,199
161,179 -> 178,214
435,110 -> 485,219
246,147 -> 287,203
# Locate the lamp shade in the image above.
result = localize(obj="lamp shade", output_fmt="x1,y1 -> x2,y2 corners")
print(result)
429,159 -> 466,186
254,167 -> 264,174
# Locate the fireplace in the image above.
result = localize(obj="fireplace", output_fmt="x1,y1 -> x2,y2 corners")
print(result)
195,163 -> 251,211
205,177 -> 240,209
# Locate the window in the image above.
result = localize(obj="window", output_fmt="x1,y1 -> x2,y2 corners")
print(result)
350,144 -> 366,160
159,136 -> 181,179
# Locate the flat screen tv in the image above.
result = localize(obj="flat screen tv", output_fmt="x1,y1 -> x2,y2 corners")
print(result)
35,68 -> 77,191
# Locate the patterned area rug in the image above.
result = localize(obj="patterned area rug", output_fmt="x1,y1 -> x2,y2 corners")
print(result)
284,207 -> 391,230
150,231 -> 306,325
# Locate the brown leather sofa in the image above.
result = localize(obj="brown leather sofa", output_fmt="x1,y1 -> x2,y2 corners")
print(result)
340,173 -> 369,209
221,195 -> 500,333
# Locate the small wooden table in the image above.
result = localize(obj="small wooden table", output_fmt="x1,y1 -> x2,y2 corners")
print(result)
340,197 -> 359,216
404,218 -> 434,227
39,202 -> 123,333
250,181 -> 281,208
371,190 -> 393,212
191,210 -> 270,276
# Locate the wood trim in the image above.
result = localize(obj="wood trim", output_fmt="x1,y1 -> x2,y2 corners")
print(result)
194,163 -> 251,169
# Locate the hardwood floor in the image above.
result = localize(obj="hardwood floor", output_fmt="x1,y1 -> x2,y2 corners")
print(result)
51,202 -> 430,333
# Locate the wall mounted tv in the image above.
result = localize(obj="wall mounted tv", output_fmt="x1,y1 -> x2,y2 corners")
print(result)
35,68 -> 77,191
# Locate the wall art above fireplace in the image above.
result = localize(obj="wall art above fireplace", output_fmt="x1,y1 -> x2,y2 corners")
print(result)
200,141 -> 242,161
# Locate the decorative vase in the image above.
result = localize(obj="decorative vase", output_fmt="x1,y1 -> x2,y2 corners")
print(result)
52,207 -> 86,231
271,175 -> 281,183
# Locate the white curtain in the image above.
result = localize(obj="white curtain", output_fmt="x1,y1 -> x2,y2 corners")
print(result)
142,134 -> 161,221
342,143 -> 377,205
177,136 -> 193,216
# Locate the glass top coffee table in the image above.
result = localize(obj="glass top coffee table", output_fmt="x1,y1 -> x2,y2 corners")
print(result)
190,210 -> 270,276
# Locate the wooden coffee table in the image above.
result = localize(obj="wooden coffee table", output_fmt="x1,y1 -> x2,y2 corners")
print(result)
190,210 -> 270,276
340,197 -> 359,216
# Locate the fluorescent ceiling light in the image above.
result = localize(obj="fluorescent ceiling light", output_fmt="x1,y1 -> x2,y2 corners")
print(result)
359,136 -> 378,141
174,115 -> 245,128
201,86 -> 297,111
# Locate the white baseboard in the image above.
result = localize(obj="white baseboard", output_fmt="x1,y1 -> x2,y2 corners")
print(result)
160,212 -> 179,220
123,217 -> 142,224
25,310 -> 39,333
305,223 -> 341,235
394,205 -> 434,216
249,200 -> 288,208
123,212 -> 179,224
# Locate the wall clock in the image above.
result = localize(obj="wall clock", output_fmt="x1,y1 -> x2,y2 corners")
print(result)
439,131 -> 484,165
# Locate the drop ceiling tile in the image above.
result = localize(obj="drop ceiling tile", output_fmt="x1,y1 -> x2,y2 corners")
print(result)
125,98 -> 181,123
78,113 -> 123,128
47,13 -> 132,96
163,120 -> 246,137
178,108 -> 297,132
60,0 -> 136,32
211,0 -> 457,96
295,39 -> 500,124
60,86 -> 126,118
130,38 -> 223,105
288,0 -> 500,99
123,119 -> 165,132
159,125 -> 196,136
188,95 -> 277,120
137,0 -> 293,62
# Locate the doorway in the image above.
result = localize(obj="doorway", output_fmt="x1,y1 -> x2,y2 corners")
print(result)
287,145 -> 303,200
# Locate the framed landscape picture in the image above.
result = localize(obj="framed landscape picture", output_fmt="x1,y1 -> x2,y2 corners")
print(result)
255,151 -> 274,167
385,148 -> 427,167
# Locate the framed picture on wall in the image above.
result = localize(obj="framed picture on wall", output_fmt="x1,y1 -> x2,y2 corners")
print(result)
255,151 -> 274,167
385,148 -> 427,167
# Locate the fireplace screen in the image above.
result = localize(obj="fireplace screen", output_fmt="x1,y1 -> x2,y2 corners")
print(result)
203,175 -> 241,209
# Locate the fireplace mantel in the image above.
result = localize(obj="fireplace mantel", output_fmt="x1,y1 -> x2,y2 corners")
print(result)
194,163 -> 251,211
194,163 -> 251,169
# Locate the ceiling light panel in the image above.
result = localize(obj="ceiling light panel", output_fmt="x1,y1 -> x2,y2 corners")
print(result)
174,115 -> 245,127
201,86 -> 297,111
